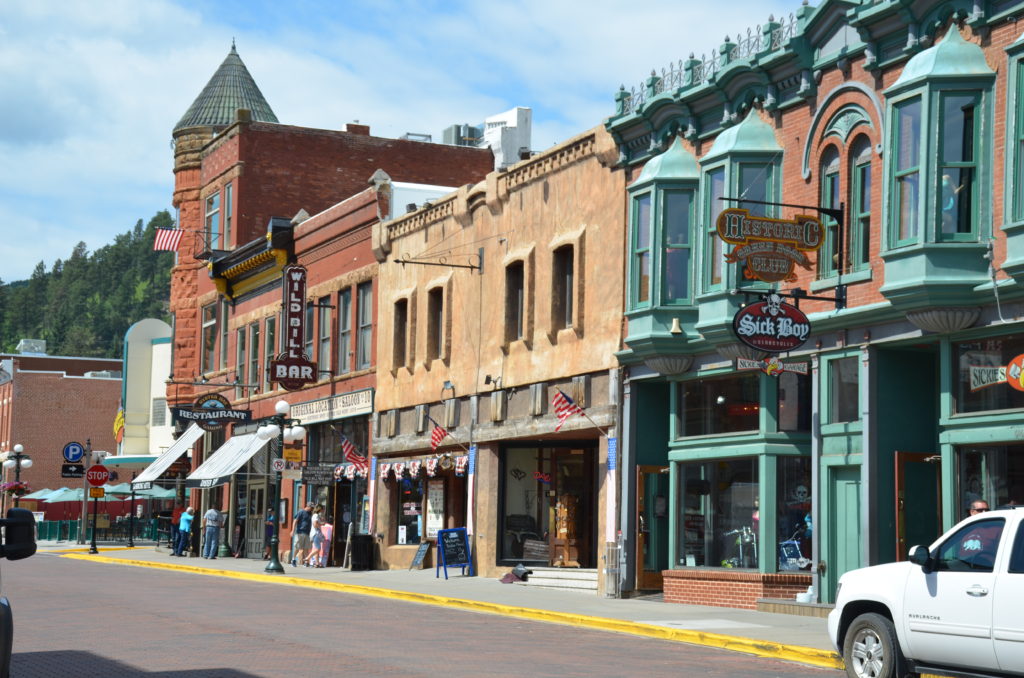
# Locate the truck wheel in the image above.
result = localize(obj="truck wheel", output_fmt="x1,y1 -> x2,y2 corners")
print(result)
843,612 -> 907,678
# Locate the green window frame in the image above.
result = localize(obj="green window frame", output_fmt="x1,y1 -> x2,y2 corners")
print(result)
1016,63 -> 1024,222
205,191 -> 221,250
937,92 -> 980,241
892,97 -> 922,246
849,137 -> 872,272
631,192 -> 652,308
235,326 -> 246,399
703,168 -> 725,291
817,147 -> 841,279
662,189 -> 693,304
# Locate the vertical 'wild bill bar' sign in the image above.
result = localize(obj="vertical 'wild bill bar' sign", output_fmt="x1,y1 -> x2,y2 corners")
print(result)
269,264 -> 317,391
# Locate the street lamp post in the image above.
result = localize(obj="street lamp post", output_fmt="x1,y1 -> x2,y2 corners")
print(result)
2,444 -> 33,508
256,400 -> 306,574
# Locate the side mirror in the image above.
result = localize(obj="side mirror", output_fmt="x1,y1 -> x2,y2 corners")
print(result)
0,508 -> 37,561
909,545 -> 930,569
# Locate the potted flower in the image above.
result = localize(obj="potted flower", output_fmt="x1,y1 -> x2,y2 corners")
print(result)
0,481 -> 31,497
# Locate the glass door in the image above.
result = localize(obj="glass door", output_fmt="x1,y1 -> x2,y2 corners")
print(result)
245,484 -> 266,559
637,465 -> 669,589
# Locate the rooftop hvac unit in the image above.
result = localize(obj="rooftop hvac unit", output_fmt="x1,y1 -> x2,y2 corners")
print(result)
15,339 -> 46,355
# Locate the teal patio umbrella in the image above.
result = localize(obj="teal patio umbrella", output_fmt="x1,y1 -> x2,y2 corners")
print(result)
21,487 -> 54,500
104,483 -> 135,496
43,487 -> 84,503
140,486 -> 176,499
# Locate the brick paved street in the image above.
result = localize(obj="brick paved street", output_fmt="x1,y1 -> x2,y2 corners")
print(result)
6,553 -> 840,677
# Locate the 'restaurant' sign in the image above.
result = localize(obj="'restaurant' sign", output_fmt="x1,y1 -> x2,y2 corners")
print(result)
717,208 -> 823,283
269,265 -> 318,391
733,294 -> 811,353
172,393 -> 251,431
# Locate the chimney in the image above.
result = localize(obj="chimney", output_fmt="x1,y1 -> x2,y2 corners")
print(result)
344,123 -> 370,136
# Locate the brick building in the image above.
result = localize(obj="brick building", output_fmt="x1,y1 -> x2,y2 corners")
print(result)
607,0 -> 1024,608
154,44 -> 493,560
0,342 -> 121,518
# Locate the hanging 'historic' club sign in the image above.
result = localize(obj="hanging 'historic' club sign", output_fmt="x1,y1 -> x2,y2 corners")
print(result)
269,265 -> 318,391
733,294 -> 811,353
717,208 -> 823,283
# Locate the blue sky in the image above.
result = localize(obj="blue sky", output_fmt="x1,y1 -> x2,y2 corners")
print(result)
0,0 -> 797,283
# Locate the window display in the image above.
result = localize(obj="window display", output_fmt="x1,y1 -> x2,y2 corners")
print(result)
396,476 -> 423,545
955,336 -> 1024,413
677,374 -> 760,438
959,445 -> 1024,517
678,458 -> 759,568
777,457 -> 812,570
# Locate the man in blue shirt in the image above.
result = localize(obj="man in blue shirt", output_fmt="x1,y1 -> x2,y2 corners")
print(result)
174,507 -> 195,557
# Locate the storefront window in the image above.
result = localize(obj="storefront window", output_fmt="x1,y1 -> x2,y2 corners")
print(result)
396,476 -> 423,545
829,356 -> 860,423
777,372 -> 811,432
954,336 -> 1024,413
959,445 -> 1024,516
678,458 -> 759,568
777,457 -> 812,571
677,373 -> 759,437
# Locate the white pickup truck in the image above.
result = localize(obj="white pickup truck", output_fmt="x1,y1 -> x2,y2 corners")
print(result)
828,507 -> 1023,678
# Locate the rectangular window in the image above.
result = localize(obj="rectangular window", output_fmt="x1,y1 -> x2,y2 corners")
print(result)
235,326 -> 246,399
356,282 -> 373,370
393,298 -> 408,368
678,457 -> 759,568
205,191 -> 221,250
224,182 -> 233,248
337,288 -> 352,375
894,98 -> 921,243
1017,65 -> 1024,222
318,295 -> 331,378
958,445 -> 1024,518
632,193 -> 651,306
939,94 -> 978,238
304,300 -> 314,360
427,287 -> 444,360
738,163 -> 771,217
777,372 -> 811,432
829,356 -> 860,423
505,261 -> 525,342
264,316 -> 276,389
677,373 -> 760,437
955,337 -> 1024,413
851,146 -> 872,270
248,322 -> 259,393
663,190 -> 691,302
552,246 -> 574,329
778,457 -> 812,570
818,161 -> 841,278
201,303 -> 217,374
705,168 -> 725,289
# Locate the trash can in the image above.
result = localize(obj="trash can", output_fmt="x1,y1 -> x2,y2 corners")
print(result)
349,534 -> 373,571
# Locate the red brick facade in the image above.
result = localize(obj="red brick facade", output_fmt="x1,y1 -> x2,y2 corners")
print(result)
663,569 -> 812,610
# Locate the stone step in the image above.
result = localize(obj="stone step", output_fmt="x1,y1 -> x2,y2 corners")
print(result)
756,598 -> 834,618
516,567 -> 599,591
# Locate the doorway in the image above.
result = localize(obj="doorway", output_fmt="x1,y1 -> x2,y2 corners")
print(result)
895,451 -> 941,560
244,483 -> 267,559
825,465 -> 861,603
636,465 -> 669,589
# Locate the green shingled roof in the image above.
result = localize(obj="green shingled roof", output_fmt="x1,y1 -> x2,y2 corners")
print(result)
174,43 -> 278,132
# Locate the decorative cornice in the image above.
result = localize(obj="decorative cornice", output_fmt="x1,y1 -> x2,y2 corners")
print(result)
905,307 -> 980,333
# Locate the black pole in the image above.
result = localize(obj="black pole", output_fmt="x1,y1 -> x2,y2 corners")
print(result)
89,493 -> 99,554
12,454 -> 21,509
128,480 -> 136,548
265,415 -> 285,574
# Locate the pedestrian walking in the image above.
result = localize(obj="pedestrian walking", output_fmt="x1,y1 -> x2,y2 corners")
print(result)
174,507 -> 195,556
291,502 -> 313,566
202,505 -> 223,559
169,502 -> 184,552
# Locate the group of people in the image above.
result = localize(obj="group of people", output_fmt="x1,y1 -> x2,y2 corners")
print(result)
168,502 -> 225,559
286,502 -> 333,568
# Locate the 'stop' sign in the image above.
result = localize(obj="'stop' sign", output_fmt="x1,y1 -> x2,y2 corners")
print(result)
270,265 -> 317,391
716,208 -> 823,283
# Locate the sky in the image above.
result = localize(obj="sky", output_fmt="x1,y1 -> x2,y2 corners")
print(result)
0,0 -> 798,283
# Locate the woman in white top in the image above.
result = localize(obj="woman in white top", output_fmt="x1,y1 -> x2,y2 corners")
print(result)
306,504 -> 324,566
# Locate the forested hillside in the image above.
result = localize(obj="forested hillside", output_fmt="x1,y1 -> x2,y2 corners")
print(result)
0,211 -> 175,358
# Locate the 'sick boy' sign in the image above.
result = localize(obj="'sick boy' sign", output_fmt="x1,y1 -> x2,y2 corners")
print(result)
269,265 -> 318,391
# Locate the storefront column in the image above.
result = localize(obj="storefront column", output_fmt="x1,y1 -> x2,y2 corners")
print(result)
810,355 -> 821,599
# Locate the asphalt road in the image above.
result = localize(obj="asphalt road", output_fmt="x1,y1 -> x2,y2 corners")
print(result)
6,552 -> 841,677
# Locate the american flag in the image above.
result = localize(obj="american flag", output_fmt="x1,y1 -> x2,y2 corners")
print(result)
339,434 -> 368,472
153,227 -> 184,252
427,416 -> 449,451
552,389 -> 584,431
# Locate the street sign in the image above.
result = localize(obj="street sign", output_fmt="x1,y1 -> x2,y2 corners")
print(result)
86,464 -> 110,487
61,463 -> 85,478
63,441 -> 85,463
271,458 -> 286,472
89,487 -> 105,499
282,448 -> 302,463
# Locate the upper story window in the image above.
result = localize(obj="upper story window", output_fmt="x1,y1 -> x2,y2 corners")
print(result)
505,261 -> 525,342
393,298 -> 409,369
850,136 -> 873,271
1012,37 -> 1024,223
552,246 -> 574,330
224,182 -> 233,248
818,146 -> 841,279
205,192 -> 221,250
884,27 -> 995,248
235,326 -> 246,399
356,281 -> 373,370
705,168 -> 725,289
829,356 -> 860,423
218,299 -> 229,369
317,295 -> 331,378
337,288 -> 352,375
263,316 -> 276,390
304,301 -> 314,360
248,322 -> 259,394
201,303 -> 217,374
628,138 -> 699,308
427,287 -> 445,361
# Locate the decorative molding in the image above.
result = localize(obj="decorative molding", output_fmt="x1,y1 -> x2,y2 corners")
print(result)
905,307 -> 980,333
644,355 -> 694,375
715,342 -> 768,361
801,82 -> 885,180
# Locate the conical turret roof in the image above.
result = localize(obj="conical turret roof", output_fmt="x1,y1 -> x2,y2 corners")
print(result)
174,42 -> 278,132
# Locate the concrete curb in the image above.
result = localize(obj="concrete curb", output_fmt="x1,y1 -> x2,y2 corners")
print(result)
61,551 -> 843,671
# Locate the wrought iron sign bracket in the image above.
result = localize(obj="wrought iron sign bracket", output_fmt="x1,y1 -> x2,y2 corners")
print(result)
729,285 -> 846,310
395,247 -> 484,272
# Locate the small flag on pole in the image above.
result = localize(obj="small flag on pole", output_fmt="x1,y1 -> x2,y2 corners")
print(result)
339,435 -> 368,472
153,227 -> 184,252
113,407 -> 125,444
552,389 -> 584,432
427,416 -> 449,451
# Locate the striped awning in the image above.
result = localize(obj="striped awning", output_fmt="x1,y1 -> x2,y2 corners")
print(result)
185,433 -> 269,489
132,424 -> 204,490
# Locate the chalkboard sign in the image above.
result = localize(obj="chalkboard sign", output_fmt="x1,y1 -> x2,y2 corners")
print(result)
410,541 -> 430,570
436,527 -> 474,579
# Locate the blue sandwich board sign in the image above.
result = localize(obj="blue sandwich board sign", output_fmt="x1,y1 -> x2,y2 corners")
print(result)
436,527 -> 473,579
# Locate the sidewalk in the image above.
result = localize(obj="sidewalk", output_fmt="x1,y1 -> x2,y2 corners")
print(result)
37,539 -> 842,671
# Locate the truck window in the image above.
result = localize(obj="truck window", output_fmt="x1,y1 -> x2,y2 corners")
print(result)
934,518 -> 1004,572
1010,520 -> 1024,574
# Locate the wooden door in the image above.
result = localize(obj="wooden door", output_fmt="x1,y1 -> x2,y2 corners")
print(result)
636,465 -> 669,590
825,466 -> 861,603
245,484 -> 266,559
549,450 -> 593,568
895,451 -> 941,560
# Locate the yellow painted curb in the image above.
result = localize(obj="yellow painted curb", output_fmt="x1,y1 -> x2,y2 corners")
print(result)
62,552 -> 843,670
